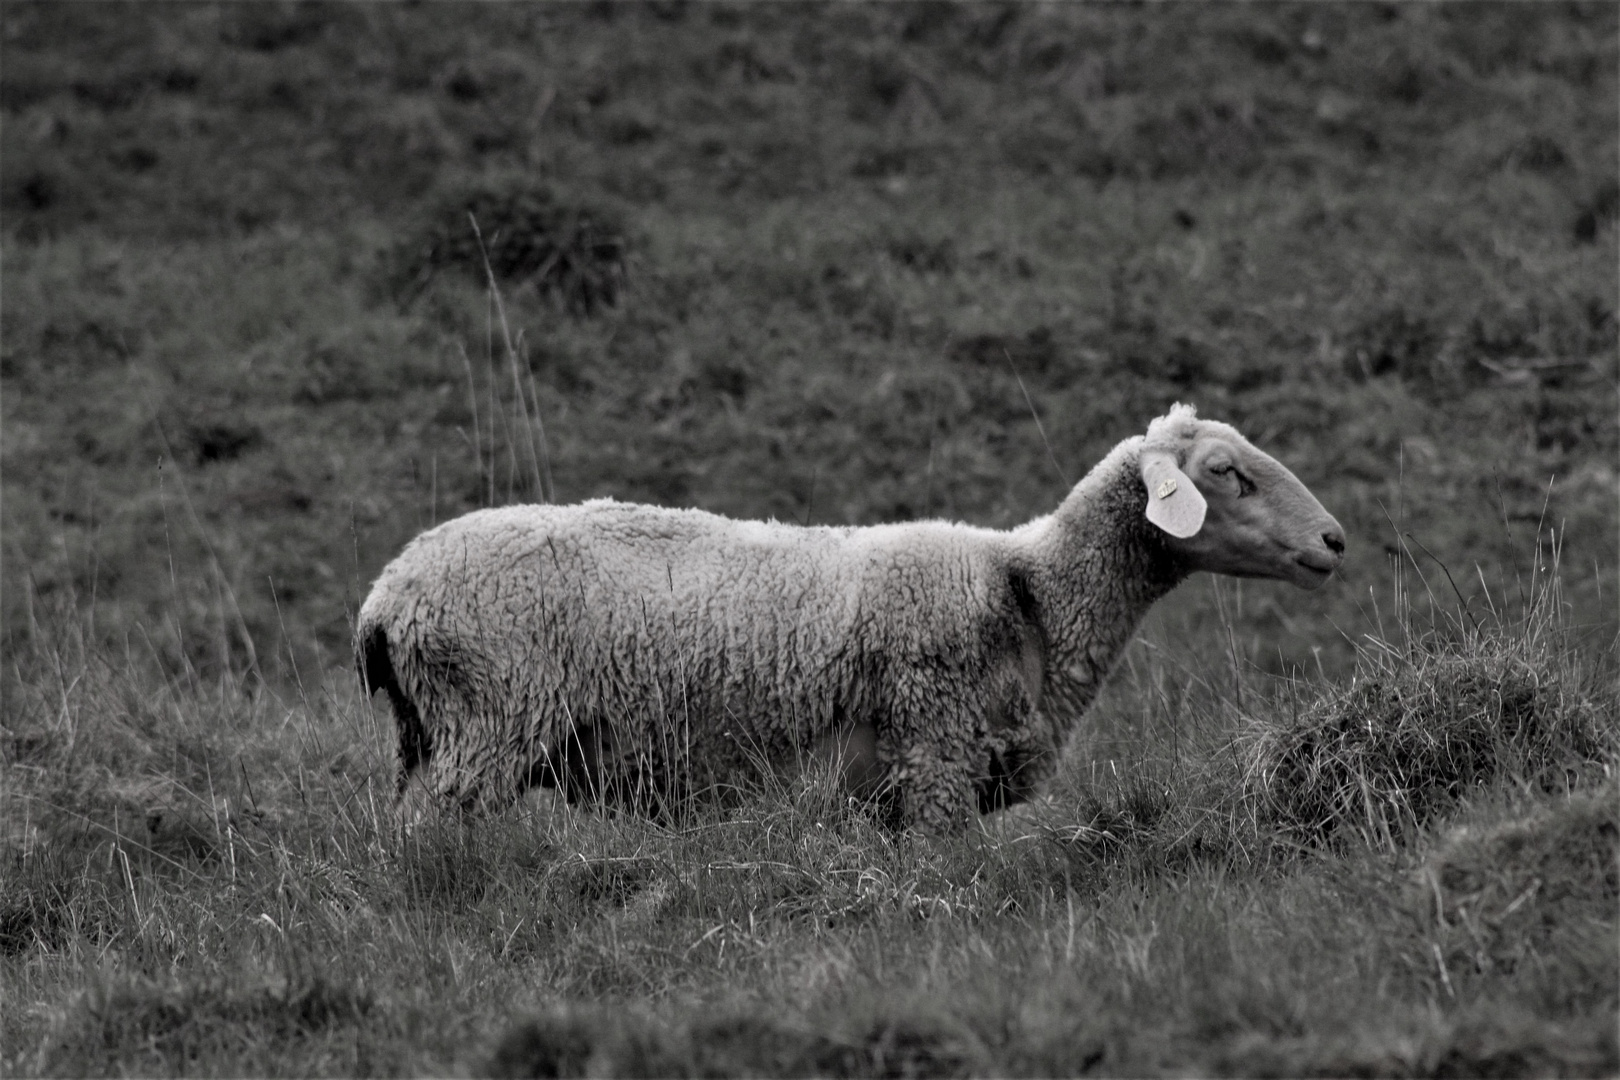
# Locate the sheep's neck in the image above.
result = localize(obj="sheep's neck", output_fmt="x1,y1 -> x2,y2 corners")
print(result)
1027,444 -> 1187,720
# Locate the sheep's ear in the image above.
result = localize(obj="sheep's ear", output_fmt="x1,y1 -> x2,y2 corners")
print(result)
1140,450 -> 1207,538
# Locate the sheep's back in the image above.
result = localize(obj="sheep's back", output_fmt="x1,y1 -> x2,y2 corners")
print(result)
367,501 -> 869,746
363,500 -> 1030,794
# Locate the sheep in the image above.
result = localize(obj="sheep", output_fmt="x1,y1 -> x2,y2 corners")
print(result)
356,403 -> 1345,833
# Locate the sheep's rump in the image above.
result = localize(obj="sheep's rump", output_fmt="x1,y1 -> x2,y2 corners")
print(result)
357,500 -> 1034,814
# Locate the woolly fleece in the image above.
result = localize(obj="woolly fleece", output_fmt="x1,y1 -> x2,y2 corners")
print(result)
356,404 -> 1337,832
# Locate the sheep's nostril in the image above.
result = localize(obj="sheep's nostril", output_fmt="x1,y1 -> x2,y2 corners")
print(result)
1322,530 -> 1345,556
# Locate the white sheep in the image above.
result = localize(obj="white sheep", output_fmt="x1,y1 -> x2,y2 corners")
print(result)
356,404 -> 1344,832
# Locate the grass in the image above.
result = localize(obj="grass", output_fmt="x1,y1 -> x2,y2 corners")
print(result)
1240,539 -> 1616,850
2,3 -> 1617,1076
4,539 -> 1615,1075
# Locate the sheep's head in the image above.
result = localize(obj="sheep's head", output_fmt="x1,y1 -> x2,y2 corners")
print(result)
1139,404 -> 1345,590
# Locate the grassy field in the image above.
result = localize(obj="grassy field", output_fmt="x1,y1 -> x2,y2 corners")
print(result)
3,3 -> 1617,1075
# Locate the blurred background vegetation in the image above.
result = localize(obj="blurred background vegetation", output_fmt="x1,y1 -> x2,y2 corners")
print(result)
3,1 -> 1615,690
3,6 -> 1616,1076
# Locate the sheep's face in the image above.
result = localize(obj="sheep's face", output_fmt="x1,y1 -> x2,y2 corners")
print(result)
1143,423 -> 1345,590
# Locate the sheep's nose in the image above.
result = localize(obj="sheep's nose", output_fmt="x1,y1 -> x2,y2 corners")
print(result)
1322,527 -> 1346,558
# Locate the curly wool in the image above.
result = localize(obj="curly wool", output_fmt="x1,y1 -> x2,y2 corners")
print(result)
358,408 -> 1205,832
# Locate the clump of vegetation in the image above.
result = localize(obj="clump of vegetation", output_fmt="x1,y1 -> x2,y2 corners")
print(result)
1239,555 -> 1616,850
395,176 -> 627,314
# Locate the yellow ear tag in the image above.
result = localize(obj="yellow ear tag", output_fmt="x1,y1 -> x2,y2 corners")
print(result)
1156,478 -> 1178,500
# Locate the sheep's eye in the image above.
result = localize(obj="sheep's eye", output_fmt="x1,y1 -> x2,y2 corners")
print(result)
1210,463 -> 1254,495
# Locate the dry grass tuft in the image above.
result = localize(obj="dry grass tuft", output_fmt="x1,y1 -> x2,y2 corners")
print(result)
1237,554 -> 1615,850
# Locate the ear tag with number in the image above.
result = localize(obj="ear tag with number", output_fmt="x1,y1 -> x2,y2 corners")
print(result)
1141,452 -> 1207,539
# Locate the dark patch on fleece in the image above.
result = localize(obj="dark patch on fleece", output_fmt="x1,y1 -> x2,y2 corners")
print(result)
359,625 -> 430,791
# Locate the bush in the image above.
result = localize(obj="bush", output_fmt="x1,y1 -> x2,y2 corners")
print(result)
393,176 -> 627,315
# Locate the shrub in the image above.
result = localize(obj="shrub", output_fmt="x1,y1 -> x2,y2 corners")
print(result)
393,177 -> 627,315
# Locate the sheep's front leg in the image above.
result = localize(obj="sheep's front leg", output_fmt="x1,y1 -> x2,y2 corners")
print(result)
891,744 -> 978,834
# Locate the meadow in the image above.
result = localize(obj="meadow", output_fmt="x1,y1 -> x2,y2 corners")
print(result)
2,3 -> 1616,1075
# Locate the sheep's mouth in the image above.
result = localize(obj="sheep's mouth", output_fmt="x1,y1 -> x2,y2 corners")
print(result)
1291,552 -> 1338,586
